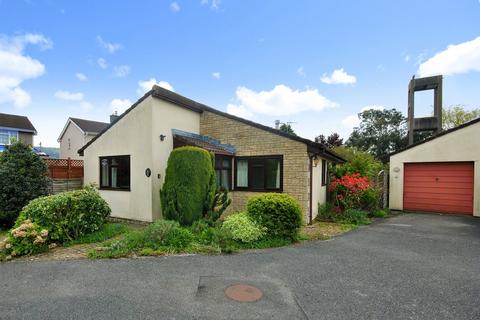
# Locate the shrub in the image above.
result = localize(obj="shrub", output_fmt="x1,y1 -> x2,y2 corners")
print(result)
332,146 -> 384,180
315,203 -> 337,222
329,173 -> 371,211
133,220 -> 194,250
18,185 -> 111,243
370,208 -> 389,218
246,193 -> 303,240
0,142 -> 50,227
160,147 -> 216,226
360,187 -> 380,211
0,219 -> 49,257
206,189 -> 231,222
222,212 -> 266,243
339,209 -> 370,225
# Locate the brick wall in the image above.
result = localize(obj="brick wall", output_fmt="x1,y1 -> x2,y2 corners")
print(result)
200,111 -> 311,221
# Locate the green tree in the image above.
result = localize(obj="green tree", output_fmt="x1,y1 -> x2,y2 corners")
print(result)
279,123 -> 296,135
0,142 -> 50,227
442,105 -> 480,129
160,147 -> 216,226
315,132 -> 343,148
346,108 -> 407,161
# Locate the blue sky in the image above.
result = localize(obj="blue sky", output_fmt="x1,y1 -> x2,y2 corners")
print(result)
1,0 -> 480,147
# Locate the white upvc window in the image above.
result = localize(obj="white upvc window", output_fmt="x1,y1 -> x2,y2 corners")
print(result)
0,129 -> 19,146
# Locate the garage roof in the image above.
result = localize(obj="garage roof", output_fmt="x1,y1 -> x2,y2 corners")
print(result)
390,116 -> 480,156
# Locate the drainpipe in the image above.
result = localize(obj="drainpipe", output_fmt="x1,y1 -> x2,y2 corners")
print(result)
309,155 -> 313,224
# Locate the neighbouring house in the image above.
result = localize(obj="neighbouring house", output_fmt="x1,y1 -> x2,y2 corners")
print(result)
0,112 -> 37,152
58,117 -> 110,160
389,117 -> 480,217
78,86 -> 345,223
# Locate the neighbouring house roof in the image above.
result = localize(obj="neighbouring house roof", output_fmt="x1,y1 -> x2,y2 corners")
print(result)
172,129 -> 236,156
390,116 -> 480,157
0,112 -> 37,134
78,86 -> 345,163
58,117 -> 109,141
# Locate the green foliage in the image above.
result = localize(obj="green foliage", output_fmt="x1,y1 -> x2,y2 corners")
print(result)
316,203 -> 371,225
222,212 -> 267,243
0,142 -> 50,227
246,193 -> 303,239
346,108 -> 407,161
279,123 -> 296,135
360,187 -> 380,211
1,219 -> 49,257
442,105 -> 480,130
63,223 -> 129,247
340,209 -> 370,225
332,146 -> 384,180
206,189 -> 231,222
315,132 -> 343,148
160,147 -> 216,226
18,185 -> 111,243
370,208 -> 390,218
141,220 -> 194,249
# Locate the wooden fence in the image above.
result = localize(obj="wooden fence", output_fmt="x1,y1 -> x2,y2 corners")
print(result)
44,158 -> 84,194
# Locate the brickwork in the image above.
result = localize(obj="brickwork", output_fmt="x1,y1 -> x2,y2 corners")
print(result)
200,111 -> 311,221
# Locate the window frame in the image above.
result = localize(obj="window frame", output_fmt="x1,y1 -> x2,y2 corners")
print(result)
0,129 -> 19,146
214,155 -> 233,191
321,159 -> 327,186
98,155 -> 131,191
234,155 -> 283,192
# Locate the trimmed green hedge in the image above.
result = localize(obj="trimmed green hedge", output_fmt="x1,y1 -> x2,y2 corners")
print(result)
0,142 -> 50,226
18,185 -> 111,242
246,193 -> 303,239
160,146 -> 216,226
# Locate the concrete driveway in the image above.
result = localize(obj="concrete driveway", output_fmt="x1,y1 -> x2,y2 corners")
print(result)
1,213 -> 480,320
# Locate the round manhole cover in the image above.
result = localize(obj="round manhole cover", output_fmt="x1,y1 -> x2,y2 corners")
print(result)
224,284 -> 263,303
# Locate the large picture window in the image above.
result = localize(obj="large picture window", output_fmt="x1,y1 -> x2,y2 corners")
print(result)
99,155 -> 131,190
0,129 -> 19,146
215,155 -> 232,190
235,155 -> 283,191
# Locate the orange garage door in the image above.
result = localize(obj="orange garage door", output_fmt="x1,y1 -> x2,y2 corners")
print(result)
404,162 -> 474,215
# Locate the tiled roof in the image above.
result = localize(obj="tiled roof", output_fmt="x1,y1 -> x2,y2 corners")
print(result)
172,129 -> 235,155
70,118 -> 109,134
0,113 -> 36,133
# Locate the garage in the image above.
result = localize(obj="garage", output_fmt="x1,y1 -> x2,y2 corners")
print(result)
389,117 -> 480,217
403,162 -> 474,215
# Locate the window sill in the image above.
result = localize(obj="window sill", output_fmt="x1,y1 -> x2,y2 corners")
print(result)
99,187 -> 131,192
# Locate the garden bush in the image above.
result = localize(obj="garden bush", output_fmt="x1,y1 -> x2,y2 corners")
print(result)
0,142 -> 50,227
160,147 -> 216,226
18,185 -> 111,243
329,173 -> 371,211
0,219 -> 49,257
222,212 -> 266,243
331,146 -> 384,180
339,209 -> 370,225
246,193 -> 303,240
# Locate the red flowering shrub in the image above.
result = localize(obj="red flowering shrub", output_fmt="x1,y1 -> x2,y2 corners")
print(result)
329,173 -> 371,211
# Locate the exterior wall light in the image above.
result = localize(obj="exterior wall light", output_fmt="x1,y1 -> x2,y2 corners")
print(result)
159,134 -> 166,141
313,156 -> 320,167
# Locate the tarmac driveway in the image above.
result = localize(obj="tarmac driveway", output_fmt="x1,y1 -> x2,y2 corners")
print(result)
1,213 -> 480,320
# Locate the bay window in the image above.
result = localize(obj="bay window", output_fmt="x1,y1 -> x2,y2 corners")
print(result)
99,155 -> 131,190
234,155 -> 283,191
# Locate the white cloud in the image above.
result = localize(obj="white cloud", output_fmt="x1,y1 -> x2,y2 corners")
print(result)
226,104 -> 254,119
97,57 -> 107,69
170,2 -> 181,12
226,84 -> 337,117
109,98 -> 132,114
75,73 -> 88,81
137,78 -> 174,95
404,55 -> 411,62
54,90 -> 84,101
0,33 -> 51,108
342,105 -> 385,128
96,36 -> 121,54
321,68 -> 357,85
417,36 -> 480,77
211,72 -> 221,79
297,66 -> 306,77
113,65 -> 130,77
201,0 -> 221,10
